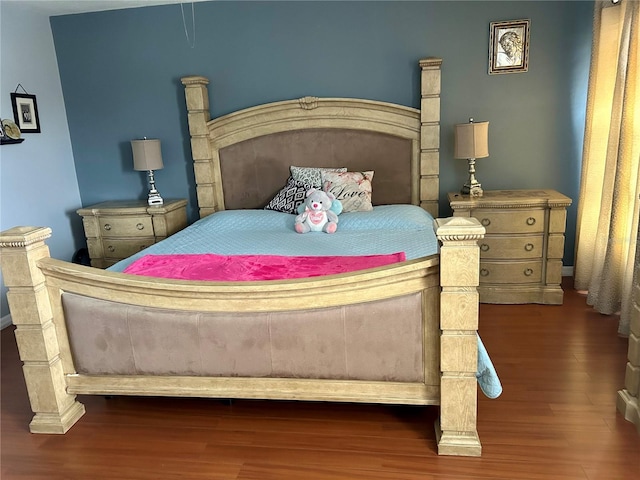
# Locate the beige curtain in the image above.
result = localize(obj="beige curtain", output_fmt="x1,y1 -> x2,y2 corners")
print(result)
574,0 -> 640,337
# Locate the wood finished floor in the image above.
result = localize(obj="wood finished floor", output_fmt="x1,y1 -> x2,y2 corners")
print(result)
2,279 -> 639,479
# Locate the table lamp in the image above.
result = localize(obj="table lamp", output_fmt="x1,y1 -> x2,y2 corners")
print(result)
454,118 -> 489,197
131,138 -> 164,206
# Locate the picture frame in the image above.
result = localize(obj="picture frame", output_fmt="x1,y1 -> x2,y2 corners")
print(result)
11,93 -> 41,133
489,19 -> 530,75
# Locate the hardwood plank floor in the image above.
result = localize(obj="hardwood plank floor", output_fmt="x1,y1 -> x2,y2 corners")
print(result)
2,279 -> 639,479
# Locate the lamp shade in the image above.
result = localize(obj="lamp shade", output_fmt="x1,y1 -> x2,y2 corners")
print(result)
131,139 -> 164,171
454,121 -> 489,159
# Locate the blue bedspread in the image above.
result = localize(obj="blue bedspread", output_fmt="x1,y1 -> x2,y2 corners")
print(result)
110,204 -> 501,398
111,205 -> 440,272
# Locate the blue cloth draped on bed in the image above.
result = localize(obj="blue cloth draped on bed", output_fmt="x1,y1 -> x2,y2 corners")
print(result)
111,205 -> 441,270
110,204 -> 502,399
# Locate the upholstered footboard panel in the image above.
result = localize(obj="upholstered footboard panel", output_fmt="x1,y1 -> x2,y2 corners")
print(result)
62,291 -> 425,382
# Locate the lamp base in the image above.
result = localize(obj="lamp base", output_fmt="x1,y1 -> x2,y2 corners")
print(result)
460,157 -> 483,197
461,182 -> 483,197
146,169 -> 164,205
147,192 -> 164,206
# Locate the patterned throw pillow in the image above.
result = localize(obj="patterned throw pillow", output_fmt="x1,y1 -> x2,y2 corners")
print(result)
290,166 -> 347,188
264,177 -> 312,214
321,171 -> 374,212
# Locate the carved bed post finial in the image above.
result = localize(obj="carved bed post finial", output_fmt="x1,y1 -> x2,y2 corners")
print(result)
433,216 -> 485,456
0,226 -> 85,433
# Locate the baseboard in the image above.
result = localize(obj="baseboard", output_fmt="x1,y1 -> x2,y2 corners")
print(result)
1,313 -> 13,330
562,266 -> 574,277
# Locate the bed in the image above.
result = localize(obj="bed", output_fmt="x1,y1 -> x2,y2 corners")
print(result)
0,57 -> 494,456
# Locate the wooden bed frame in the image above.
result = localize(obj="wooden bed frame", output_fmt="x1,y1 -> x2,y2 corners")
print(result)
0,57 -> 487,456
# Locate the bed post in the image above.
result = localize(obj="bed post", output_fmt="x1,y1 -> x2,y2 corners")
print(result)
0,227 -> 85,433
419,57 -> 442,218
617,233 -> 640,434
434,217 -> 485,456
181,75 -> 218,218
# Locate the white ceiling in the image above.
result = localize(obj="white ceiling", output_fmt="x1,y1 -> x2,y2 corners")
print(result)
2,0 -> 211,17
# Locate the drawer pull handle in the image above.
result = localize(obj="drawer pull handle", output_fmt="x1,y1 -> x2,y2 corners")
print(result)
107,245 -> 115,253
480,243 -> 490,252
524,268 -> 534,276
480,268 -> 490,277
524,243 -> 534,252
526,217 -> 536,226
136,223 -> 145,230
103,224 -> 112,231
481,218 -> 491,227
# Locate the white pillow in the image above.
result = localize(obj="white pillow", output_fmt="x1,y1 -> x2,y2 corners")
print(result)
321,171 -> 374,212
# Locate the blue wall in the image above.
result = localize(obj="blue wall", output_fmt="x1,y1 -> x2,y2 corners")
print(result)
51,0 -> 594,265
0,3 -> 83,320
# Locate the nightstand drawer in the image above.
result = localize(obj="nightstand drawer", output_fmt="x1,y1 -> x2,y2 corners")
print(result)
479,261 -> 543,284
99,216 -> 153,237
102,238 -> 154,259
472,209 -> 545,234
479,235 -> 543,259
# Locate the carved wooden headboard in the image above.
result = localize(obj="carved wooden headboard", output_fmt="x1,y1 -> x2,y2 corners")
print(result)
181,57 -> 442,218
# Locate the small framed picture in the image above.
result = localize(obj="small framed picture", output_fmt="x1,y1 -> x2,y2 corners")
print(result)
489,19 -> 530,75
11,93 -> 41,133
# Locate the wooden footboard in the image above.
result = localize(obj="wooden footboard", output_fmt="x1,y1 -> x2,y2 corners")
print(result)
0,217 -> 484,456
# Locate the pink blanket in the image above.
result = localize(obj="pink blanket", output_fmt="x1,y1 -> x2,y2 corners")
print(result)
123,252 -> 406,281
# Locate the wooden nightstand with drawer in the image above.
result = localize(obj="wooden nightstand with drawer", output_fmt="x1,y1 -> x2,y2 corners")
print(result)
77,199 -> 188,268
448,189 -> 572,305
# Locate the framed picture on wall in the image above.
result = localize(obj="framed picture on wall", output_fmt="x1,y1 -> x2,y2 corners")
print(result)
11,93 -> 41,133
489,19 -> 530,75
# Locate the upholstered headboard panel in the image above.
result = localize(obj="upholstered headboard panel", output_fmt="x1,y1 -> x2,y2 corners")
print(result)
219,128 -> 412,210
182,57 -> 442,218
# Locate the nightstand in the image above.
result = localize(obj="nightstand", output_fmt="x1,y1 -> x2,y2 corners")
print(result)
448,189 -> 572,305
77,199 -> 188,268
